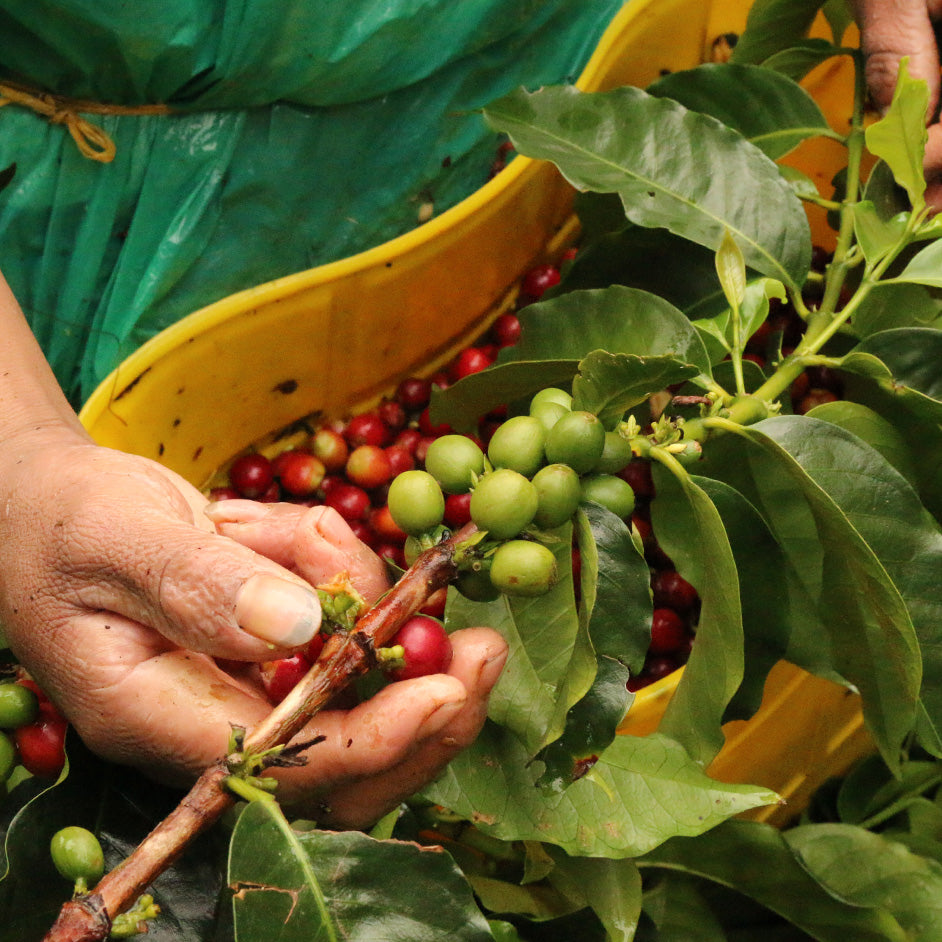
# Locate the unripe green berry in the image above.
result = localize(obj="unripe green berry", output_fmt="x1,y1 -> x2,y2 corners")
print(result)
50,826 -> 105,886
424,435 -> 486,494
0,683 -> 39,729
530,387 -> 573,412
470,469 -> 539,540
544,410 -> 606,474
581,473 -> 636,519
387,470 -> 445,537
0,730 -> 14,785
593,430 -> 633,475
529,400 -> 568,434
489,540 -> 558,597
455,568 -> 501,603
531,463 -> 582,529
487,415 -> 546,478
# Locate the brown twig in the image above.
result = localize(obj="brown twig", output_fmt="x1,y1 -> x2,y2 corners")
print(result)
42,524 -> 472,941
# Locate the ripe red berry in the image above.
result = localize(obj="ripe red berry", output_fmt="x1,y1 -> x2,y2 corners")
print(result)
345,445 -> 393,490
347,518 -> 377,547
377,398 -> 408,432
450,346 -> 493,382
229,453 -> 274,499
209,486 -> 240,502
375,542 -> 407,569
490,312 -> 521,348
312,428 -> 350,472
420,588 -> 448,619
14,717 -> 67,777
344,412 -> 391,448
325,483 -> 372,521
797,388 -> 839,415
392,428 -> 422,455
260,654 -> 311,704
649,608 -> 688,655
395,376 -> 433,412
385,445 -> 415,478
369,504 -> 408,544
419,407 -> 452,438
651,570 -> 699,613
387,616 -> 453,681
444,491 -> 473,528
274,449 -> 326,498
618,459 -> 655,498
521,263 -> 561,299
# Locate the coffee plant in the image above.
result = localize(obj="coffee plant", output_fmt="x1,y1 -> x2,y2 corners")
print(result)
7,0 -> 942,938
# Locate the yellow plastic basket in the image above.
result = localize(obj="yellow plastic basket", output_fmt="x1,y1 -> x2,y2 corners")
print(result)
79,0 -> 874,825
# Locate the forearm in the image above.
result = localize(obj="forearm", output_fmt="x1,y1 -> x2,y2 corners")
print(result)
0,270 -> 89,444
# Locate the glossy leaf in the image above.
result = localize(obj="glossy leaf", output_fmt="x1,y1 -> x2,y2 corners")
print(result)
483,86 -> 811,288
649,465 -> 743,764
786,824 -> 942,939
229,801 -> 493,941
864,58 -> 928,211
648,63 -> 832,159
571,351 -> 700,428
762,38 -> 846,82
729,0 -> 827,66
697,417 -> 920,772
893,239 -> 942,288
422,726 -> 778,858
854,200 -> 910,266
779,163 -> 822,200
639,819 -> 908,941
851,282 -> 942,336
642,877 -> 726,941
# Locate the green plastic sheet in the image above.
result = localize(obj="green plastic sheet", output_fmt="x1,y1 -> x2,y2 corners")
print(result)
0,0 -> 624,405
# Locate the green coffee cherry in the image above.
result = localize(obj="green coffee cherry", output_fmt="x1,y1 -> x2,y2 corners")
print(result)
424,435 -> 486,494
531,463 -> 582,529
0,683 -> 39,729
529,400 -> 568,434
489,540 -> 558,597
581,474 -> 636,519
469,469 -> 539,540
487,415 -> 546,478
530,387 -> 573,412
0,730 -> 15,785
544,410 -> 606,474
593,430 -> 633,475
455,568 -> 501,603
387,470 -> 445,536
50,826 -> 105,888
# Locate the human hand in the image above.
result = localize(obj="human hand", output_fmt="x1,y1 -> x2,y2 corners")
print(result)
855,0 -> 942,208
0,431 -> 506,826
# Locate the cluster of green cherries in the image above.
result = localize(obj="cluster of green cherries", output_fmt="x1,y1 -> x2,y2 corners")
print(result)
386,387 -> 637,599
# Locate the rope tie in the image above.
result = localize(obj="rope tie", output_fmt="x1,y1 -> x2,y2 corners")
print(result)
0,81 -> 173,163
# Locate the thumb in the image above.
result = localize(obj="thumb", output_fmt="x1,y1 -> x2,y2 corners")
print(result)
856,0 -> 941,117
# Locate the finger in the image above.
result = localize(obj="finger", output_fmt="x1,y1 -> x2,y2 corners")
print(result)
209,502 -> 390,605
925,122 -> 942,209
286,628 -> 508,827
856,0 -> 941,117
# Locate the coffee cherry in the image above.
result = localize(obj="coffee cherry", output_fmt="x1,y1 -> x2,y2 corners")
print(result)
489,540 -> 558,597
593,431 -> 633,475
487,415 -> 546,478
387,470 -> 446,536
530,387 -> 573,412
50,826 -> 105,887
444,492 -> 473,528
651,570 -> 699,613
369,504 -> 407,544
345,445 -> 393,490
619,459 -> 655,498
424,435 -> 486,494
455,568 -> 502,602
530,400 -> 568,434
490,312 -> 521,348
419,406 -> 452,438
377,398 -> 408,432
470,469 -> 539,540
345,412 -> 391,448
521,263 -> 561,299
274,449 -> 326,498
580,474 -> 636,519
312,427 -> 350,472
0,682 -> 38,729
544,411 -> 606,474
649,608 -> 688,655
387,616 -> 453,681
531,464 -> 582,529
395,376 -> 433,411
229,453 -> 274,499
325,482 -> 372,521
385,445 -> 415,478
450,346 -> 493,381
14,716 -> 66,777
0,730 -> 15,784
260,654 -> 311,704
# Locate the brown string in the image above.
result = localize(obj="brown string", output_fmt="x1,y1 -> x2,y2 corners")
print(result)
0,80 -> 173,163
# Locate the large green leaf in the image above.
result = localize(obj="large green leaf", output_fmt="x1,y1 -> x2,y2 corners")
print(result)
430,286 -> 710,430
650,466 -> 744,765
697,417 -> 921,772
445,535 -> 581,755
786,824 -> 942,940
483,86 -> 811,289
756,416 -> 942,754
853,200 -> 910,267
694,477 -> 793,721
648,64 -> 833,159
762,39 -> 847,82
422,726 -> 778,859
729,0 -> 827,66
851,282 -> 942,336
639,819 -> 908,941
642,877 -> 727,941
865,58 -> 929,212
892,239 -> 942,288
229,802 -> 493,941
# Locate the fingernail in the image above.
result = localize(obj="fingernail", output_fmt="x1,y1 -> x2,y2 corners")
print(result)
235,573 -> 321,646
479,645 -> 509,689
204,499 -> 271,526
420,696 -> 467,734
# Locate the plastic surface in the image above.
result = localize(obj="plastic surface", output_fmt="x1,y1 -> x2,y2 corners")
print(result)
80,0 -> 874,824
0,0 -> 622,404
